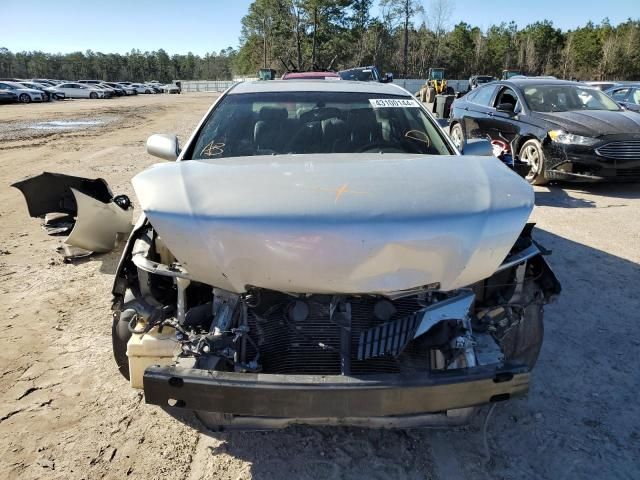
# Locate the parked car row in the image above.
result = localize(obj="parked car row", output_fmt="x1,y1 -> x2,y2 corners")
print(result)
0,78 -> 181,104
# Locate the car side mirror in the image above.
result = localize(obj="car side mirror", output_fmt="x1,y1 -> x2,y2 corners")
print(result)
461,138 -> 493,156
146,134 -> 180,161
381,73 -> 393,83
496,102 -> 516,113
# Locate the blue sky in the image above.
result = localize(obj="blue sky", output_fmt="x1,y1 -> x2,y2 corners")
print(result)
2,0 -> 638,55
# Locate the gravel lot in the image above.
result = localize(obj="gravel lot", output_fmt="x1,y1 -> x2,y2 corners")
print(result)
0,94 -> 638,480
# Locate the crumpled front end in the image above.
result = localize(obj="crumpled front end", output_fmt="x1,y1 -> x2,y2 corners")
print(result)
109,153 -> 560,428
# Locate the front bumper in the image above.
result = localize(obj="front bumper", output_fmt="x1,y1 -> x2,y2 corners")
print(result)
543,139 -> 640,182
143,363 -> 529,419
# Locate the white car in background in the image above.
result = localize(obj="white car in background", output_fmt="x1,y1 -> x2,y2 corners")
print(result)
54,82 -> 105,99
0,81 -> 45,103
130,83 -> 154,94
163,82 -> 181,94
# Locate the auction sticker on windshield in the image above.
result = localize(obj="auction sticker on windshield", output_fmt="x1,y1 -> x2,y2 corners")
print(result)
369,98 -> 419,108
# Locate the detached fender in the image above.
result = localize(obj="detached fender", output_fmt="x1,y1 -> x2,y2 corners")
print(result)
12,171 -> 133,253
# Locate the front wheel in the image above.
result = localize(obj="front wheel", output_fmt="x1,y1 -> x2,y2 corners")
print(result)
19,93 -> 31,103
519,139 -> 548,185
426,87 -> 436,103
89,92 -> 98,99
145,89 -> 151,94
450,123 -> 464,151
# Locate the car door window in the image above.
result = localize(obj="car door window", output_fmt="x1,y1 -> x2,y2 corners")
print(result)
631,89 -> 640,105
611,88 -> 629,101
494,87 -> 519,110
465,89 -> 479,102
470,85 -> 498,107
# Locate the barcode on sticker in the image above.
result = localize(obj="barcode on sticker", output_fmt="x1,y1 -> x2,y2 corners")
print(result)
369,98 -> 419,108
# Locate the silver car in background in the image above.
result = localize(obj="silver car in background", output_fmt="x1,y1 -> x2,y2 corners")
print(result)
0,81 -> 45,103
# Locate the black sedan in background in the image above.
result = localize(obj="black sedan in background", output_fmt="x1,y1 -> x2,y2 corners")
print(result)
0,89 -> 18,103
449,79 -> 640,184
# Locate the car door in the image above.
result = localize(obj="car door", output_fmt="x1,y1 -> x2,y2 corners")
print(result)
609,87 -> 630,107
620,88 -> 640,112
61,84 -> 80,98
484,86 -> 522,145
461,84 -> 499,140
77,85 -> 91,98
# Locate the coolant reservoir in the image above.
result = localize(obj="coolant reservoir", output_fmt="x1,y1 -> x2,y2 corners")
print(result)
126,324 -> 179,389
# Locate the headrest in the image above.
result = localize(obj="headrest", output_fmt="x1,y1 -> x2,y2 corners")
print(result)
259,106 -> 288,122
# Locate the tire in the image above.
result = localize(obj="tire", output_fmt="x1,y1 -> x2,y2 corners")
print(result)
519,139 -> 548,185
449,123 -> 464,151
89,92 -> 98,99
112,308 -> 134,380
43,93 -> 50,102
497,279 -> 545,369
19,93 -> 31,103
145,89 -> 151,94
426,87 -> 436,104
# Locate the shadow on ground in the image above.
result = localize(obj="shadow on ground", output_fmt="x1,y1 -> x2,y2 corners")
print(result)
535,181 -> 640,208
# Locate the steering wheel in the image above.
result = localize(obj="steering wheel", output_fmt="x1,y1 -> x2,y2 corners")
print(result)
356,141 -> 405,153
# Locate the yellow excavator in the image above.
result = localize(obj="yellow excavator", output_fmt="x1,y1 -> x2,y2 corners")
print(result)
417,68 -> 454,103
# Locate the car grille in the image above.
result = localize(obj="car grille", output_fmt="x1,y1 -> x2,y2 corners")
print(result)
247,297 -> 428,375
596,141 -> 640,160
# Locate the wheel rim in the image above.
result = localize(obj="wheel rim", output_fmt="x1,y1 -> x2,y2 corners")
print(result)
521,144 -> 541,177
20,94 -> 30,103
451,126 -> 463,150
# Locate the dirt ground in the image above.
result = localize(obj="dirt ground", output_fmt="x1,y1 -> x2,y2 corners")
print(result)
0,94 -> 638,480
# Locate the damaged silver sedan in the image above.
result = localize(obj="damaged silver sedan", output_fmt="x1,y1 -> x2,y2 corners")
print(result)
22,80 -> 562,429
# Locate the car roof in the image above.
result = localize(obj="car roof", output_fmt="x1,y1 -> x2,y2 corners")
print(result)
281,71 -> 339,79
229,80 -> 410,95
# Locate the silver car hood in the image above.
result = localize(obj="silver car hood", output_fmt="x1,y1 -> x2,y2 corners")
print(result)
132,154 -> 534,294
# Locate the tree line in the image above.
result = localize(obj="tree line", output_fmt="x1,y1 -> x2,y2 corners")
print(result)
1,0 -> 638,82
237,0 -> 640,81
0,48 -> 236,83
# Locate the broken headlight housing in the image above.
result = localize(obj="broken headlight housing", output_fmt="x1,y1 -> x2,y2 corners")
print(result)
548,130 -> 599,146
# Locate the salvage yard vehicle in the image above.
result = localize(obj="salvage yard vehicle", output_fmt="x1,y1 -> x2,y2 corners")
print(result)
0,88 -> 18,103
18,81 -> 65,101
54,82 -> 105,99
584,81 -> 622,91
125,81 -> 560,428
501,70 -> 522,80
15,80 -> 561,430
130,83 -> 154,94
417,68 -> 454,103
282,71 -> 340,80
108,82 -> 137,95
0,81 -> 45,103
163,82 -> 181,94
605,84 -> 640,113
449,78 -> 640,184
338,66 -> 393,83
468,75 -> 495,91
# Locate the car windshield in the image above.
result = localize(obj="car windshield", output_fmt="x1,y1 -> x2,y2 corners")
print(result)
523,85 -> 620,112
187,91 -> 452,159
339,69 -> 375,81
